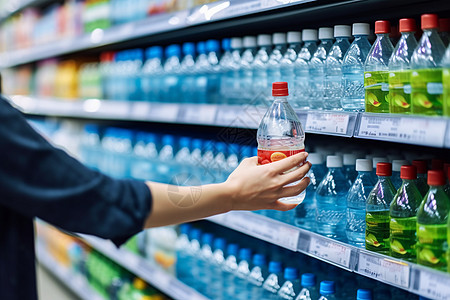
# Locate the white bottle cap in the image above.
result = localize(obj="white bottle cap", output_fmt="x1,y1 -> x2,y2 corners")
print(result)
243,36 -> 257,48
231,37 -> 243,49
352,23 -> 370,36
387,154 -> 403,162
344,154 -> 357,166
308,153 -> 324,165
302,29 -> 318,41
272,32 -> 287,45
392,160 -> 409,172
372,157 -> 389,168
356,159 -> 372,172
318,27 -> 333,40
257,34 -> 272,46
326,155 -> 343,168
287,31 -> 302,43
334,25 -> 351,37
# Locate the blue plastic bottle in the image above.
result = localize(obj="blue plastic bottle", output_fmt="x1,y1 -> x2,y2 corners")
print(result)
277,267 -> 301,300
252,34 -> 273,106
309,27 -> 334,110
262,261 -> 283,300
141,46 -> 164,102
297,273 -> 319,300
179,42 -> 197,103
293,29 -> 318,109
205,39 -> 222,104
318,281 -> 336,300
341,23 -> 372,111
346,159 -> 376,246
162,44 -> 182,103
316,156 -> 351,238
295,153 -> 326,229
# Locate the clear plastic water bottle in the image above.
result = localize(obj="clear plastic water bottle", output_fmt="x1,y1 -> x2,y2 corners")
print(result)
412,160 -> 429,197
365,163 -> 396,254
341,23 -> 372,111
226,37 -> 244,104
184,228 -> 202,287
318,281 -> 336,300
364,20 -> 395,113
295,153 -> 326,229
222,243 -> 239,298
179,42 -> 197,103
101,128 -> 133,178
356,289 -> 372,300
388,19 -> 418,114
131,132 -> 159,181
309,27 -> 334,110
344,153 -> 358,184
213,141 -> 228,183
293,29 -> 318,109
316,155 -> 351,239
175,223 -> 192,282
196,233 -> 215,293
262,261 -> 283,300
127,49 -> 144,101
296,273 -> 319,300
257,82 -> 306,205
161,44 -> 182,103
245,254 -> 268,300
280,31 -> 302,98
239,36 -> 258,104
206,237 -> 227,299
278,267 -> 300,300
252,34 -> 273,106
100,52 -> 116,100
206,39 -> 222,104
267,33 -> 288,99
80,124 -> 101,170
324,25 -> 351,110
194,41 -> 209,103
346,159 -> 375,246
232,248 -> 253,298
157,135 -> 176,183
391,159 -> 409,190
411,14 -> 446,115
141,46 -> 164,102
219,37 -> 238,104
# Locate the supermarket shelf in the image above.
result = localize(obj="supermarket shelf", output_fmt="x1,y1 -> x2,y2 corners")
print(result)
9,95 -> 450,147
207,211 -> 450,300
0,0 -> 52,22
36,241 -> 105,300
78,234 -> 210,300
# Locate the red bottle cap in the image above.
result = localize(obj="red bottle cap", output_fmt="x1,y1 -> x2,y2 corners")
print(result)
427,170 -> 446,186
375,20 -> 391,34
412,160 -> 427,174
444,163 -> 450,179
376,162 -> 392,176
100,51 -> 115,62
439,18 -> 450,32
400,165 -> 417,180
272,82 -> 289,96
421,14 -> 439,30
431,159 -> 444,170
399,18 -> 417,32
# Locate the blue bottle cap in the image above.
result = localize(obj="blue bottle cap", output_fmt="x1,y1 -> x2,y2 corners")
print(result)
133,48 -> 144,62
268,261 -> 282,273
146,46 -> 163,59
203,140 -> 215,152
320,281 -> 335,295
301,273 -> 316,287
165,44 -> 181,57
213,237 -> 226,251
226,243 -> 239,257
192,138 -> 202,150
179,137 -> 191,149
206,39 -> 220,53
215,141 -> 227,154
201,233 -> 214,245
162,135 -> 174,147
196,41 -> 206,54
222,38 -> 232,51
189,228 -> 202,241
252,254 -> 266,267
182,42 -> 196,56
84,124 -> 99,134
239,248 -> 252,261
179,223 -> 191,235
357,289 -> 372,300
284,267 -> 299,280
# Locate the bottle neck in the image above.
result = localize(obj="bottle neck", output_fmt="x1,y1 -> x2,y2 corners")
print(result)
358,170 -> 372,175
377,175 -> 392,183
335,37 -> 350,42
273,96 -> 288,103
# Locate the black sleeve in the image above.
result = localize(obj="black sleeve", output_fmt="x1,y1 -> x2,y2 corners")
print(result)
0,97 -> 152,246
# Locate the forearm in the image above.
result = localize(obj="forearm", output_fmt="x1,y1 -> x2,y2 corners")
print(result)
143,181 -> 232,227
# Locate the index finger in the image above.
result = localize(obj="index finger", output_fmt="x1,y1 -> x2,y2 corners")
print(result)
270,152 -> 309,173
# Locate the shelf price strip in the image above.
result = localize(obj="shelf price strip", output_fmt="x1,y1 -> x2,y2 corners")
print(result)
412,268 -> 450,300
305,112 -> 350,135
308,236 -> 352,269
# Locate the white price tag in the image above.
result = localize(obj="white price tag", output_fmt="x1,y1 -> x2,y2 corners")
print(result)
308,237 -> 352,268
130,102 -> 152,120
358,252 -> 410,288
148,104 -> 179,122
97,100 -> 130,118
180,105 -> 217,124
413,269 -> 450,300
358,115 -> 403,139
305,112 -> 350,135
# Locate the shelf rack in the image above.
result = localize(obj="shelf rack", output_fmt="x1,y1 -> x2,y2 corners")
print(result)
9,95 -> 450,148
207,211 -> 450,300
36,241 -> 105,300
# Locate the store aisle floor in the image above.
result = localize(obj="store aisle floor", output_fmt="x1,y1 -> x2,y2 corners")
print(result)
37,264 -> 81,300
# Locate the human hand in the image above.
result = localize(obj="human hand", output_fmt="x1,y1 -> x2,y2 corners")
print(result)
224,152 -> 311,212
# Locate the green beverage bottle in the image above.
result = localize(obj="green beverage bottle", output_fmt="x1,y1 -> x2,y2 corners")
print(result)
364,20 -> 394,113
410,14 -> 447,115
412,160 -> 429,198
416,170 -> 450,271
388,19 -> 418,114
443,44 -> 450,116
389,165 -> 422,262
366,162 -> 396,254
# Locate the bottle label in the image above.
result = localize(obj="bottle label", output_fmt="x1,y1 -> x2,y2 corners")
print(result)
257,149 -> 305,165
